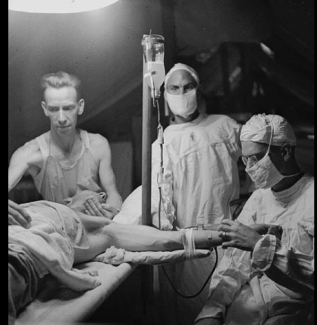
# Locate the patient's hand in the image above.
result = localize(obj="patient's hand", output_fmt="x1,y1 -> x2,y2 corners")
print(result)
84,199 -> 118,219
8,199 -> 32,228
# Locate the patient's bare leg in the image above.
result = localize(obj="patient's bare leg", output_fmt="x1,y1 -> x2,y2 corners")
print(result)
74,212 -> 223,264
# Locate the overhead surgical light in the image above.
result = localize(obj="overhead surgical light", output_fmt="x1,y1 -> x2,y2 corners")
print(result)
8,0 -> 119,14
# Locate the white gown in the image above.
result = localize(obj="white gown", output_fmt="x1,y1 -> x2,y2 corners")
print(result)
196,174 -> 314,325
151,113 -> 241,229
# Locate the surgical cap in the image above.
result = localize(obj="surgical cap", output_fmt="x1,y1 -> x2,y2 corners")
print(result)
241,114 -> 296,146
164,63 -> 200,87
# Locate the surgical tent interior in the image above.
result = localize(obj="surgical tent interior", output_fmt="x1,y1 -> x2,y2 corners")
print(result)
9,0 -> 314,324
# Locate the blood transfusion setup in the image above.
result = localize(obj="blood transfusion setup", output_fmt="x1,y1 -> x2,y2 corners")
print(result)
11,33 -> 223,325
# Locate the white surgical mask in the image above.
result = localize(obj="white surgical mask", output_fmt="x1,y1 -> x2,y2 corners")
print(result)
165,89 -> 197,118
245,118 -> 301,189
246,154 -> 302,189
246,154 -> 284,189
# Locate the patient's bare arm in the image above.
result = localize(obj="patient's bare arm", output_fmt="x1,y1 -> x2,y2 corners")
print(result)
74,211 -> 223,264
68,190 -> 223,263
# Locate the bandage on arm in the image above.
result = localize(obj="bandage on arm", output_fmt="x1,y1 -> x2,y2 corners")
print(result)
181,229 -> 223,259
181,229 -> 196,259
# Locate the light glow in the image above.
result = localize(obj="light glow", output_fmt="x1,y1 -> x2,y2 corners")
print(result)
8,0 -> 119,14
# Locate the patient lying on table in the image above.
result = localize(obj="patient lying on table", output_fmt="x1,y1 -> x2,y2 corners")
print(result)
9,190 -> 223,324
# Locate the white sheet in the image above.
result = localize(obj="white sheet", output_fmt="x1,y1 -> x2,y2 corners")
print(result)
16,261 -> 136,325
93,246 -> 212,265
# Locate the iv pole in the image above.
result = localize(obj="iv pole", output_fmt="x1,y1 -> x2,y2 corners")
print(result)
141,33 -> 165,225
141,33 -> 165,314
141,58 -> 152,226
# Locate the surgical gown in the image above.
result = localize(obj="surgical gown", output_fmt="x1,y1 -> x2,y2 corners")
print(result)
195,174 -> 314,325
151,113 -> 241,229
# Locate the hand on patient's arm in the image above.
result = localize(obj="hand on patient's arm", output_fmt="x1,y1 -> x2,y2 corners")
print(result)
8,199 -> 32,228
101,203 -> 119,219
84,198 -> 104,217
218,219 -> 262,251
84,199 -> 118,219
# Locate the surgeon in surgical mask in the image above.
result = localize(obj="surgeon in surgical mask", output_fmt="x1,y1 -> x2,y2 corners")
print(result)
164,63 -> 204,124
240,114 -> 303,192
195,113 -> 312,325
151,63 -> 241,229
150,63 -> 242,325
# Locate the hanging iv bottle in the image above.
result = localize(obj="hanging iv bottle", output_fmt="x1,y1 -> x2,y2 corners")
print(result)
142,34 -> 165,98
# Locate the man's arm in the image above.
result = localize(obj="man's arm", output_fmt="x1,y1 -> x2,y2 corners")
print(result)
222,116 -> 242,160
8,141 -> 42,227
89,135 -> 122,218
8,200 -> 32,227
9,143 -> 35,191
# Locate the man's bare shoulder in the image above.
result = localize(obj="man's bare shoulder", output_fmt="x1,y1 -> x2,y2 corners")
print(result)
87,133 -> 111,159
10,139 -> 43,167
87,132 -> 110,147
13,139 -> 40,157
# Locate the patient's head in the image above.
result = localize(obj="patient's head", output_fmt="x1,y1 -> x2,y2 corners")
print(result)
64,190 -> 106,212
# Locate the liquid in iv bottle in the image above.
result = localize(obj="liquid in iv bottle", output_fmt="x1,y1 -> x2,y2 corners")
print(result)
146,61 -> 165,91
142,34 -> 165,98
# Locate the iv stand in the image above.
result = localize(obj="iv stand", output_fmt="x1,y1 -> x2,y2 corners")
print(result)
141,32 -> 165,226
141,33 -> 165,314
140,49 -> 154,316
141,58 -> 152,226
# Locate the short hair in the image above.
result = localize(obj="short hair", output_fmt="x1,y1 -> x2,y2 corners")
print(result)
40,71 -> 82,101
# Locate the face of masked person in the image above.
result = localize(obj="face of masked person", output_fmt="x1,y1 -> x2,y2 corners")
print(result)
245,153 -> 284,189
242,141 -> 301,190
165,89 -> 197,118
165,69 -> 198,119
